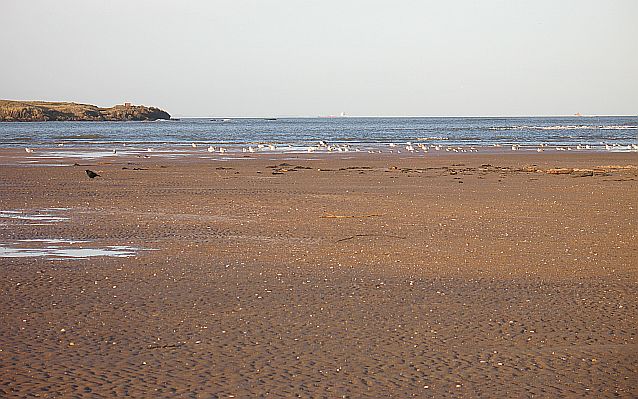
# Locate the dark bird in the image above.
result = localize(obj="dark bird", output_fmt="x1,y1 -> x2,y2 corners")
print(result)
85,169 -> 100,179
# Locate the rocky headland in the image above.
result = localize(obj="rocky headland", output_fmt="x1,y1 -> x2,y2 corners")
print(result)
0,100 -> 171,122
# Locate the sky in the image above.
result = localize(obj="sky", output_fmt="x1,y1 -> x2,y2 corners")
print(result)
1,0 -> 636,117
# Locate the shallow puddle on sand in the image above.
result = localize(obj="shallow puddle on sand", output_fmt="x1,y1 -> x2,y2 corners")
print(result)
0,209 -> 70,224
15,161 -> 73,167
29,150 -> 119,159
0,240 -> 150,259
20,239 -> 89,244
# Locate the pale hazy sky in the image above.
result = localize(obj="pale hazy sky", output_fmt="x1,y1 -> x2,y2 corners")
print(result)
1,0 -> 636,117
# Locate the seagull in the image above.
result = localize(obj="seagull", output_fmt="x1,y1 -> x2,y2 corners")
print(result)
191,143 -> 197,148
25,148 -> 33,153
85,170 -> 100,179
208,146 -> 215,152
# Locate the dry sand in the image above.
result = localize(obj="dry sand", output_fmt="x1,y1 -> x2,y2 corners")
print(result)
0,150 -> 636,398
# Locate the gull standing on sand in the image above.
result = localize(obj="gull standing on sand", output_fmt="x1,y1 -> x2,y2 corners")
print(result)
208,146 -> 215,152
25,148 -> 33,153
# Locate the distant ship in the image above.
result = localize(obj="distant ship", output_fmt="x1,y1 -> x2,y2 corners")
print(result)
319,112 -> 348,118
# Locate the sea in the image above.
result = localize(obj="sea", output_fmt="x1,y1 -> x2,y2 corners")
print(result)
1,116 -> 637,155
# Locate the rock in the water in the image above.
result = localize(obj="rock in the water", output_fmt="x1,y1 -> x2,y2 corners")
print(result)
0,100 -> 170,122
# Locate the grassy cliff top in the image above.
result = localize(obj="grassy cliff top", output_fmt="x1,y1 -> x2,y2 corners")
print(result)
0,100 -> 171,121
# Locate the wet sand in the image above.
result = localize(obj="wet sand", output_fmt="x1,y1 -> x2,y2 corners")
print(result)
0,150 -> 637,398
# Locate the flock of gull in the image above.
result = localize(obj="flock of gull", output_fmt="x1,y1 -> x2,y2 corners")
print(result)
184,141 -> 638,154
22,142 -> 638,155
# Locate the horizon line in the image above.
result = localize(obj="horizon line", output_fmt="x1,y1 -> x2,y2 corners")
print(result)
173,114 -> 638,119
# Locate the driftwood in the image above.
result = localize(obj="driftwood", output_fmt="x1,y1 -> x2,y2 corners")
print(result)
321,214 -> 384,219
335,234 -> 406,243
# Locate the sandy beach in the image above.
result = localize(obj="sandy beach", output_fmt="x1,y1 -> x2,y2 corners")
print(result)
0,149 -> 636,398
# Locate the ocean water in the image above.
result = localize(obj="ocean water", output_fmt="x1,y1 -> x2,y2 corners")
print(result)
1,116 -> 637,153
